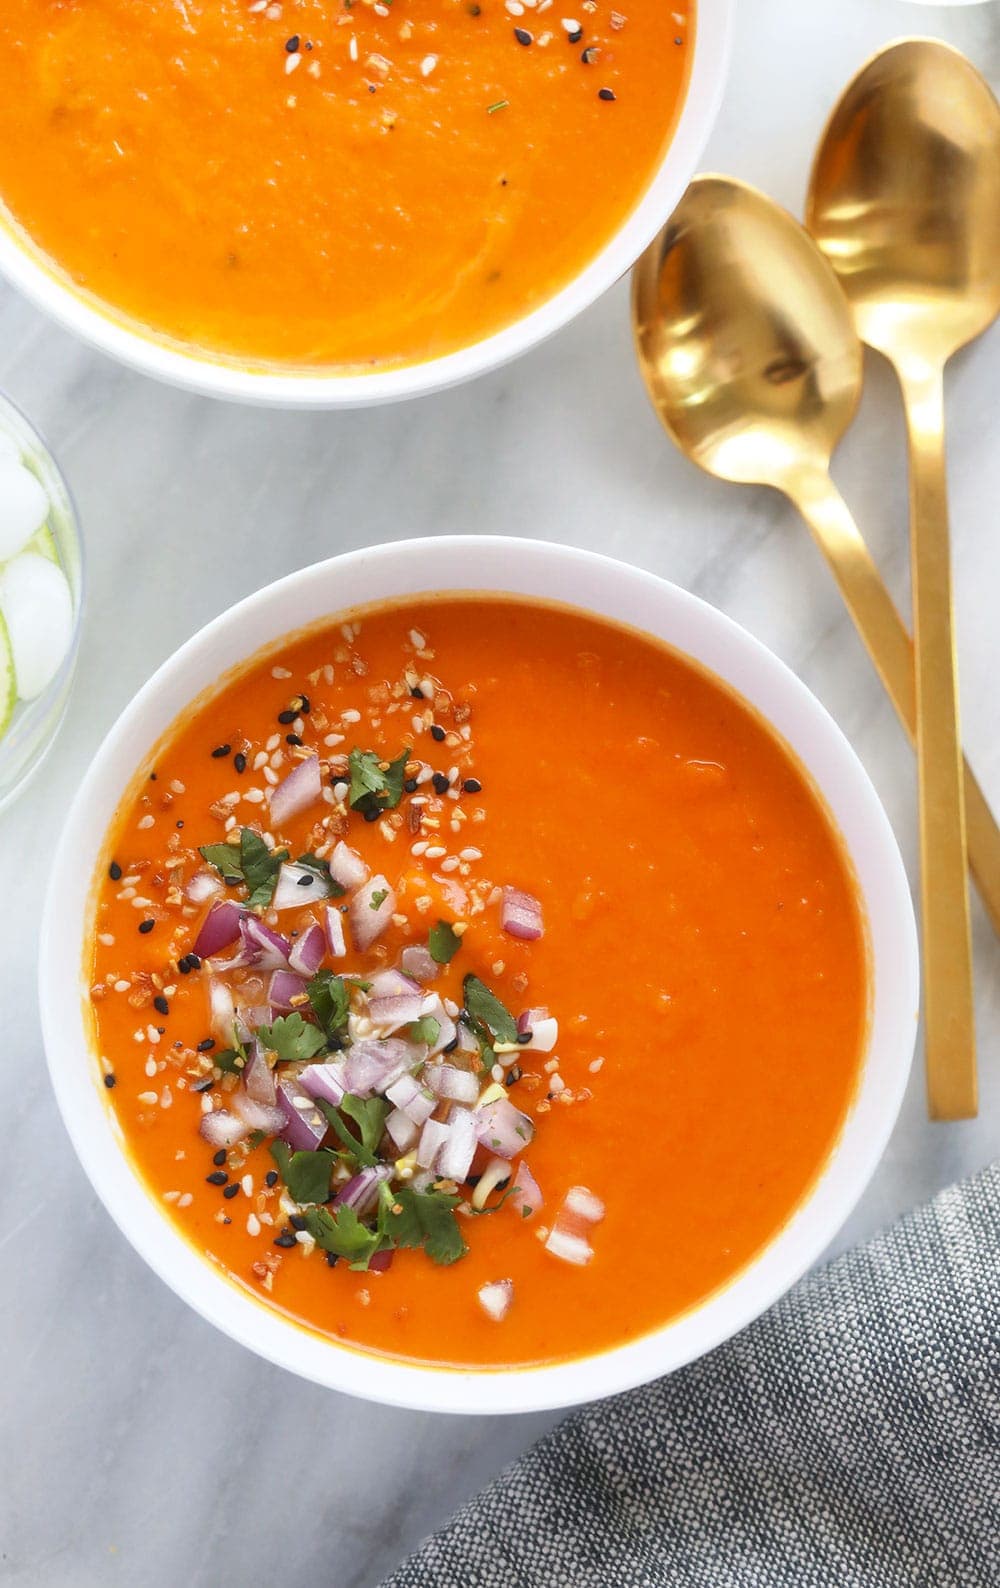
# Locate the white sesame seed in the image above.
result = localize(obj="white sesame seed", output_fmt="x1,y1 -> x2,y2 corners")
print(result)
145,1056 -> 157,1078
118,887 -> 136,902
138,1091 -> 158,1106
247,1213 -> 261,1237
561,14 -> 580,28
440,856 -> 460,873
324,732 -> 345,747
161,1086 -> 173,1109
244,787 -> 265,803
285,51 -> 301,73
177,1191 -> 192,1207
263,766 -> 279,786
114,979 -> 130,993
459,847 -> 482,862
98,933 -> 115,947
424,845 -> 447,860
589,1057 -> 605,1073
242,1174 -> 254,1196
147,1025 -> 161,1045
266,734 -> 281,752
342,709 -> 361,723
411,840 -> 428,856
409,630 -> 426,649
420,53 -> 438,75
163,1189 -> 180,1203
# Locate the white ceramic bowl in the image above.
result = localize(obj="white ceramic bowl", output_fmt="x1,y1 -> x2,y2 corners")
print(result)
0,3 -> 731,408
39,537 -> 918,1414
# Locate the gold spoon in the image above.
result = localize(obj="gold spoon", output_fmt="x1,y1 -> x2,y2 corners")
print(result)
632,174 -> 999,1118
806,39 -> 1000,1120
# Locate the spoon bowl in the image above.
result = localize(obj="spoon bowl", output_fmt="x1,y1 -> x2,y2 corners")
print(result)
632,176 -> 862,490
806,38 -> 1000,372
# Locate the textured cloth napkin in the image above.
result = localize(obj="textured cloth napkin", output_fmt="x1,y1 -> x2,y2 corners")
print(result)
383,1162 -> 1000,1587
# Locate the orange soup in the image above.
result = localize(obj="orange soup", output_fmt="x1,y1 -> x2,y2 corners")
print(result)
88,597 -> 867,1369
0,0 -> 692,368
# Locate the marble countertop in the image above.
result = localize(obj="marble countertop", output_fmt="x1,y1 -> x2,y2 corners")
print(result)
3,1 -> 1000,1583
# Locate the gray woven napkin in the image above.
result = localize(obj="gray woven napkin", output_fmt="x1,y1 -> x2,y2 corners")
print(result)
382,1162 -> 1000,1588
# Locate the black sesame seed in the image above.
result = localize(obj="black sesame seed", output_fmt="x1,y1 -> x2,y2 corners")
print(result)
223,1182 -> 240,1200
403,777 -> 418,794
176,820 -> 185,830
297,873 -> 315,887
432,772 -> 449,795
223,874 -> 242,887
462,777 -> 482,794
213,1149 -> 227,1166
285,733 -> 303,747
265,1170 -> 278,1188
506,1066 -> 523,1085
206,1170 -> 229,1186
468,2 -> 481,13
517,1030 -> 532,1045
410,686 -> 424,699
443,1036 -> 459,1055
177,956 -> 191,974
285,34 -> 300,51
274,1229 -> 297,1248
297,695 -> 311,715
149,771 -> 157,781
568,26 -> 583,42
598,86 -> 616,100
277,709 -> 296,725
109,861 -> 122,881
153,995 -> 169,1016
581,45 -> 598,62
430,724 -> 446,742
514,26 -> 532,44
363,806 -> 381,823
211,743 -> 231,758
234,752 -> 247,774
222,1216 -> 231,1225
674,34 -> 683,45
192,1076 -> 214,1094
290,1213 -> 308,1231
138,918 -> 155,934
187,954 -> 202,970
197,1037 -> 216,1053
103,1073 -> 116,1089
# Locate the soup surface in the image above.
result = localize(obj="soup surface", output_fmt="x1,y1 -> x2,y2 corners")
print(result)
0,1 -> 692,369
89,597 -> 867,1369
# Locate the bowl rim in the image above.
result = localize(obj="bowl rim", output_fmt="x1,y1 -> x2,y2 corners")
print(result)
0,0 -> 733,408
39,536 -> 919,1415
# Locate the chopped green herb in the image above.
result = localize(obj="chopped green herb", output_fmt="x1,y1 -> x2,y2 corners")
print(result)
306,970 -> 351,1041
409,1015 -> 441,1047
302,1204 -> 381,1269
257,1011 -> 327,1062
199,828 -> 289,910
381,1184 -> 468,1265
487,99 -> 509,114
347,745 -> 411,818
467,1185 -> 516,1216
370,888 -> 388,910
246,1129 -> 267,1152
314,1093 -> 387,1168
269,1140 -> 336,1205
428,919 -> 461,965
214,1047 -> 246,1074
463,974 -> 518,1044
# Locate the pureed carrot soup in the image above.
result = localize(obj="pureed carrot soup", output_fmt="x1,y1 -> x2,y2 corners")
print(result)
88,597 -> 867,1369
0,1 -> 693,369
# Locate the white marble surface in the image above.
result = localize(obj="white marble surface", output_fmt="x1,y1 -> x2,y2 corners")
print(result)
3,1 -> 1000,1583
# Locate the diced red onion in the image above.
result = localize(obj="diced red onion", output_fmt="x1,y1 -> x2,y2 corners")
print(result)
564,1185 -> 605,1224
386,1107 -> 420,1153
437,1106 -> 478,1182
500,885 -> 544,942
415,994 -> 457,1056
299,1060 -> 347,1109
268,968 -> 308,1010
199,1109 -> 248,1149
520,1016 -> 558,1053
268,753 -> 322,829
454,1021 -> 480,1055
243,1042 -> 277,1106
276,1077 -> 329,1151
240,915 -> 291,969
510,1161 -> 543,1219
399,944 -> 437,984
424,1062 -> 480,1106
471,1155 -> 513,1209
474,1098 -> 534,1160
368,992 -> 426,1031
343,1037 -> 414,1097
477,1279 -> 513,1322
516,1007 -> 549,1035
416,1117 -> 450,1170
385,1074 -> 437,1125
288,922 -> 326,977
545,1226 -> 593,1266
185,870 -> 223,905
192,900 -> 243,960
329,840 -> 369,890
349,875 -> 396,952
333,1165 -> 392,1218
368,1249 -> 394,1273
272,861 -> 334,912
325,905 -> 346,959
208,977 -> 236,1043
368,968 -> 422,1000
232,1088 -> 287,1134
235,1003 -> 271,1041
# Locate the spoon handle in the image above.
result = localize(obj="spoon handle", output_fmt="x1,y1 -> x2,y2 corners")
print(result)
786,461 -> 978,1119
898,363 -> 976,1118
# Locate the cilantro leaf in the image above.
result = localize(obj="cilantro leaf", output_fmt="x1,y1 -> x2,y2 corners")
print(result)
306,970 -> 351,1042
269,1140 -> 336,1205
257,1011 -> 327,1062
302,1205 -> 381,1270
199,840 -> 242,880
463,975 -> 518,1045
347,745 -> 412,817
314,1093 -> 387,1168
370,888 -> 388,910
296,852 -> 345,897
381,1185 -> 468,1266
199,829 -> 288,910
428,920 -> 461,965
409,1015 -> 441,1047
214,1047 -> 246,1074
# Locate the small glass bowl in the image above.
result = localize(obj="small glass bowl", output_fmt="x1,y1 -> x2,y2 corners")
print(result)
0,391 -> 84,812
